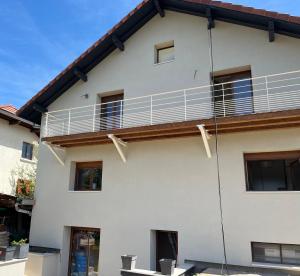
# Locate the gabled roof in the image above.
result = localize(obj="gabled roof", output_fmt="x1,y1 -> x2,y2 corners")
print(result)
0,106 -> 40,134
18,0 -> 300,123
0,104 -> 17,114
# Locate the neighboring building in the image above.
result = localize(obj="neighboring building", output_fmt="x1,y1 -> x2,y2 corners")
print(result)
18,0 -> 300,275
0,105 -> 39,239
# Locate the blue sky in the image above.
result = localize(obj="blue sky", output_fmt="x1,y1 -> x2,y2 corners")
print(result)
0,0 -> 299,108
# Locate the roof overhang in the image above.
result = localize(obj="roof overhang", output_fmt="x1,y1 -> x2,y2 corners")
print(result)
17,0 -> 300,124
0,109 -> 40,135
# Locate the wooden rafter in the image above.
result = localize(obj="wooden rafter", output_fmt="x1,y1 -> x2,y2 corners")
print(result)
112,34 -> 125,51
268,21 -> 275,42
153,0 -> 165,17
73,67 -> 88,82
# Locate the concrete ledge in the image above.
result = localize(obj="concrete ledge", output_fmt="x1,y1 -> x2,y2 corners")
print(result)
121,263 -> 194,276
0,258 -> 27,276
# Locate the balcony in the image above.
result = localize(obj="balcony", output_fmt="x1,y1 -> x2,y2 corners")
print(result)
42,70 -> 300,147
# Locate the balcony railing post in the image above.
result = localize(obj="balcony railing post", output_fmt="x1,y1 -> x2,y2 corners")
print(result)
184,89 -> 187,121
222,83 -> 226,117
120,100 -> 123,129
265,76 -> 271,112
150,95 -> 153,125
68,110 -> 71,135
92,104 -> 96,132
44,112 -> 49,137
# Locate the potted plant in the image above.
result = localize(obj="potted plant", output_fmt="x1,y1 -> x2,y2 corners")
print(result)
159,259 -> 176,275
0,246 -> 16,261
12,239 -> 29,259
121,255 -> 137,270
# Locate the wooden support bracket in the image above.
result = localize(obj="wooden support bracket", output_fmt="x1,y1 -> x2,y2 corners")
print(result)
197,124 -> 212,158
112,34 -> 125,51
153,0 -> 165,17
108,134 -> 127,163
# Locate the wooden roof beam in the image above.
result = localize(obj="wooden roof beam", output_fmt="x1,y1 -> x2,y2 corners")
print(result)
73,67 -> 88,82
206,7 -> 215,29
153,0 -> 165,17
112,34 -> 125,51
268,21 -> 275,42
33,103 -> 48,113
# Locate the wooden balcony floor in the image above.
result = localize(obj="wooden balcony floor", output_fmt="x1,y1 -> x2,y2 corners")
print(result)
42,109 -> 300,147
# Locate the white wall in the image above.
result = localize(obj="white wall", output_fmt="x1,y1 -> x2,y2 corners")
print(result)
31,127 -> 300,276
31,10 -> 300,276
0,118 -> 38,196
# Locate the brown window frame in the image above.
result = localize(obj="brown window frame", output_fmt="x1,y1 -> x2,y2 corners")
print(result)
212,70 -> 254,116
75,161 -> 103,191
244,151 -> 300,191
68,227 -> 101,276
156,45 -> 175,64
100,93 -> 124,130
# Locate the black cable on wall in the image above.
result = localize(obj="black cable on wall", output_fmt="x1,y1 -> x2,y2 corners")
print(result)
207,26 -> 229,274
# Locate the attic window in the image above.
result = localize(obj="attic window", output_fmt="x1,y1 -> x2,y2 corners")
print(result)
155,41 -> 175,64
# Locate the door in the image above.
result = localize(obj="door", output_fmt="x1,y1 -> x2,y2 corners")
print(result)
156,230 -> 178,271
68,227 -> 100,276
100,93 -> 123,130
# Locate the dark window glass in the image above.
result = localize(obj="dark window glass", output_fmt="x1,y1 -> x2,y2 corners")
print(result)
245,152 -> 300,191
75,162 -> 102,191
252,242 -> 300,266
100,94 -> 123,130
68,227 -> 100,275
21,142 -> 33,160
213,71 -> 253,116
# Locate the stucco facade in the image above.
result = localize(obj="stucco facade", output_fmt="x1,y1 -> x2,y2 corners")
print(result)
30,10 -> 300,276
0,118 -> 38,196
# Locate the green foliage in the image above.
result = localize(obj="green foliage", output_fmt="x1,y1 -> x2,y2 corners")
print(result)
11,238 -> 27,246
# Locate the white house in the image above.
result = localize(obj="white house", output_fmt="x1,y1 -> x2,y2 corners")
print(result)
18,0 -> 300,275
0,105 -> 39,197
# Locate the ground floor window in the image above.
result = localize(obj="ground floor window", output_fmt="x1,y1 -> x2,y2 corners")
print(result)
155,230 -> 178,271
68,227 -> 100,276
245,151 -> 300,191
252,242 -> 300,265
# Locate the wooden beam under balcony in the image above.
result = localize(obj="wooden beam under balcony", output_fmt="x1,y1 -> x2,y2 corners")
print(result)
42,109 -> 300,147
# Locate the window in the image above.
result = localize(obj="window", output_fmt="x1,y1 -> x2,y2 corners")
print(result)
21,142 -> 33,160
75,162 -> 102,191
68,227 -> 100,275
245,151 -> 300,191
155,41 -> 175,64
213,70 -> 253,116
252,242 -> 300,265
100,93 -> 123,130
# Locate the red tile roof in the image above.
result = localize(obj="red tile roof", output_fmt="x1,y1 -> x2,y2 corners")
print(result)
0,105 -> 17,114
17,0 -> 300,122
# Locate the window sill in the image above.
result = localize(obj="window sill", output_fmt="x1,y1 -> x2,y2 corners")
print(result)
20,158 -> 36,165
245,191 -> 300,194
252,262 -> 300,271
154,59 -> 175,66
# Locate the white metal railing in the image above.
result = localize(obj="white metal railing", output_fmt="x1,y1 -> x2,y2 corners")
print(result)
42,70 -> 300,138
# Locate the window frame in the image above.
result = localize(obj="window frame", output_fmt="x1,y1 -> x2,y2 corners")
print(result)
68,226 -> 101,276
74,161 -> 103,191
155,41 -> 175,64
244,151 -> 300,192
251,242 -> 300,266
212,70 -> 254,116
21,142 -> 33,160
100,93 -> 124,130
